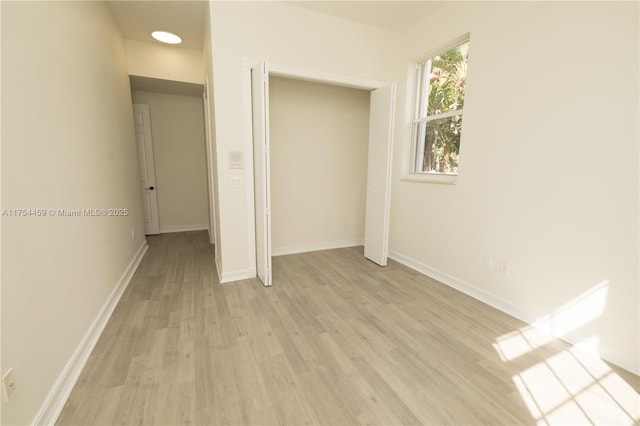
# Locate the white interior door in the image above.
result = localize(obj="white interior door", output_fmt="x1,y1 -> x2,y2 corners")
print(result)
364,84 -> 396,266
251,62 -> 272,286
133,104 -> 160,235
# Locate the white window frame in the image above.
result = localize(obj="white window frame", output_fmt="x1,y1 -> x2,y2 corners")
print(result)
408,37 -> 469,182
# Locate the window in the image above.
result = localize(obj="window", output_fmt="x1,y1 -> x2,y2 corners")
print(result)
412,41 -> 469,175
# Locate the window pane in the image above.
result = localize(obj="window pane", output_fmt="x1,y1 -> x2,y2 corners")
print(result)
427,42 -> 469,116
416,114 -> 462,174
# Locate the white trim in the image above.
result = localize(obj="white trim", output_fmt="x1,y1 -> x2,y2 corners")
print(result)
242,57 -> 257,280
415,109 -> 464,124
215,252 -> 223,283
203,75 -> 217,246
413,33 -> 470,63
598,344 -> 640,376
401,173 -> 457,185
388,250 -> 639,375
33,241 -> 149,426
159,224 -> 208,233
219,268 -> 254,284
269,63 -> 386,90
389,249 -> 523,317
246,265 -> 256,278
381,84 -> 396,263
405,63 -> 421,179
272,239 -> 364,257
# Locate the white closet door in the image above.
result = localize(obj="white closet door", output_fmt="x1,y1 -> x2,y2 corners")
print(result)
364,84 -> 396,266
251,62 -> 272,286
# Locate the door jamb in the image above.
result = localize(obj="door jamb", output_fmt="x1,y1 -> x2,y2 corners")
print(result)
203,76 -> 217,246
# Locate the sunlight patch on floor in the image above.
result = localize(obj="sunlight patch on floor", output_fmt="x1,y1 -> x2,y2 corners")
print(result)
513,346 -> 638,425
493,280 -> 639,425
493,281 -> 609,362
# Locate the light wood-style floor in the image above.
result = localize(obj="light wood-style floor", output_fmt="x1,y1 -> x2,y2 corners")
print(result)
57,231 -> 639,425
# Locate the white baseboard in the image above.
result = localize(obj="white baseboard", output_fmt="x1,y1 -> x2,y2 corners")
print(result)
272,239 -> 363,257
33,241 -> 149,425
388,250 -> 639,375
596,343 -> 640,375
246,265 -> 257,278
220,268 -> 254,284
160,224 -> 208,234
214,252 -> 256,284
388,250 -> 527,322
215,240 -> 365,284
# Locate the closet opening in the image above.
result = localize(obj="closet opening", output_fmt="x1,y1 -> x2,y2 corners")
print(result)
248,62 -> 395,287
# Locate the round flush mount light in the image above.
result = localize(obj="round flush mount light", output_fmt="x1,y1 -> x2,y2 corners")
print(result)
151,30 -> 182,45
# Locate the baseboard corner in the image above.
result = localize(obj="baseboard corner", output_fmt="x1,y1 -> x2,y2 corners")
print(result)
272,239 -> 364,257
160,224 -> 208,234
219,267 -> 254,284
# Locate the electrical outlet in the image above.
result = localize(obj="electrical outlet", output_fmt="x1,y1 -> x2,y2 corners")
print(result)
482,255 -> 493,269
231,176 -> 242,188
3,369 -> 16,401
499,260 -> 510,274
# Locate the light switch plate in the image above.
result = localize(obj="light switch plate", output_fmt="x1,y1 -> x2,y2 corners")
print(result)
229,151 -> 244,169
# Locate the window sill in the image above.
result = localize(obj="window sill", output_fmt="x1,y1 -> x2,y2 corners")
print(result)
401,173 -> 457,185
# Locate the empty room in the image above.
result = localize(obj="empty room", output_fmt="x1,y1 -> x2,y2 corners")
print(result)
1,1 -> 638,425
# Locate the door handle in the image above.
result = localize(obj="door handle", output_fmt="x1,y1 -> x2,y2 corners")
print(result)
146,186 -> 155,191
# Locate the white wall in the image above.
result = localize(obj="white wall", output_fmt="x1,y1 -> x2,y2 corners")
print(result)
208,1 -> 398,279
125,39 -> 204,84
131,91 -> 209,232
206,0 -> 637,371
389,2 -> 639,371
269,77 -> 370,254
1,2 -> 146,424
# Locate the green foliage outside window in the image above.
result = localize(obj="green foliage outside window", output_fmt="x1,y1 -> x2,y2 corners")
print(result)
417,42 -> 469,174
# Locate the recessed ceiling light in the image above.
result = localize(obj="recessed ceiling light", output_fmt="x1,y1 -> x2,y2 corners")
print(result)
151,31 -> 182,45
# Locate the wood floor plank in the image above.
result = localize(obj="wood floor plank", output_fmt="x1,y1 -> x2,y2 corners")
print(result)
56,232 -> 640,425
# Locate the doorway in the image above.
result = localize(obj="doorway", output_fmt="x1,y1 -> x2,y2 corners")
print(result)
249,62 -> 396,287
129,76 -> 213,239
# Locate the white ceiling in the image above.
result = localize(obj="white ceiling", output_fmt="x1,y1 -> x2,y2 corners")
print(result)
286,1 -> 443,33
107,1 -> 442,53
106,1 -> 206,50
